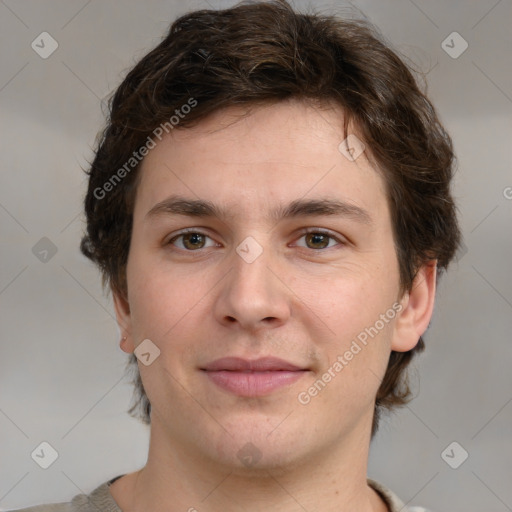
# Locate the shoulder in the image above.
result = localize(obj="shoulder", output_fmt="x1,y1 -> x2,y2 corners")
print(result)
368,478 -> 434,512
4,504 -> 72,512
5,476 -> 123,512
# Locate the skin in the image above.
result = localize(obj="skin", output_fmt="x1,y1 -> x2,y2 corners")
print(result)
110,98 -> 436,512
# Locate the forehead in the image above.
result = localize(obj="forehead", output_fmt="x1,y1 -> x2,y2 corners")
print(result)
134,99 -> 388,224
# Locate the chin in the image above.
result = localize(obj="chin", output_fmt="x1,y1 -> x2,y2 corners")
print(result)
199,417 -> 315,474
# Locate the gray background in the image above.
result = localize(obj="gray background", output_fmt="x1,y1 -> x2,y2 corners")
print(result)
1,1 -> 511,511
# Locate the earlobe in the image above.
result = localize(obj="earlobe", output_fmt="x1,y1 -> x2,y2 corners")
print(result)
112,288 -> 135,354
119,335 -> 133,353
391,261 -> 437,353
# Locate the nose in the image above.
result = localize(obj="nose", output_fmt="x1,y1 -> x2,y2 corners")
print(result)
213,241 -> 292,332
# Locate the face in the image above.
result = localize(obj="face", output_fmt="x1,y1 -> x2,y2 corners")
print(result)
115,99 -> 431,471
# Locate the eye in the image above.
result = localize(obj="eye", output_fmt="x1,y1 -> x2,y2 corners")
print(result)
167,231 -> 217,251
166,229 -> 343,252
294,230 -> 343,250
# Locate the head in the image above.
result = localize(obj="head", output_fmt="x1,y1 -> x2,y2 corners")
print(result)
81,0 -> 460,454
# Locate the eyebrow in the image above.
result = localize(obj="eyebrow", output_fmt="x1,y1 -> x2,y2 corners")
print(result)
146,195 -> 373,225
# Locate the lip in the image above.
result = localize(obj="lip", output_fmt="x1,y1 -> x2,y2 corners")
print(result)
202,357 -> 303,372
201,357 -> 308,396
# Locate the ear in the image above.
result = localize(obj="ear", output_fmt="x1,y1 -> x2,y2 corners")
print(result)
391,261 -> 437,352
112,287 -> 135,354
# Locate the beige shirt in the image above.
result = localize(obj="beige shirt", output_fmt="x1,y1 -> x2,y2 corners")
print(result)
9,475 -> 427,512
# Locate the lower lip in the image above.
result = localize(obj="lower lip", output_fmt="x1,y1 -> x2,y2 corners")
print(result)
204,370 -> 306,396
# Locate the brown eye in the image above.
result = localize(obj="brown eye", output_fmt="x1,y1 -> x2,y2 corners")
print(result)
305,232 -> 331,249
169,232 -> 215,250
293,229 -> 344,251
182,233 -> 206,250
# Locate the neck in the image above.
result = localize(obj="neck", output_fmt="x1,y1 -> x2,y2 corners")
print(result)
110,415 -> 388,512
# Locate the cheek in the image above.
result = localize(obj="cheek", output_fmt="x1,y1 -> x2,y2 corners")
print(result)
304,315 -> 396,424
126,267 -> 203,393
291,267 -> 398,396
126,255 -> 194,342
289,263 -> 397,337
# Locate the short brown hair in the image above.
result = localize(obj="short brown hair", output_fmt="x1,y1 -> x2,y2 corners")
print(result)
80,0 -> 461,437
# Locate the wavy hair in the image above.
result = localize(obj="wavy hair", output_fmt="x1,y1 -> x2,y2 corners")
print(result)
80,0 -> 461,437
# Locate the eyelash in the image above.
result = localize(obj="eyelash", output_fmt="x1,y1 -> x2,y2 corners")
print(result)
166,228 -> 344,252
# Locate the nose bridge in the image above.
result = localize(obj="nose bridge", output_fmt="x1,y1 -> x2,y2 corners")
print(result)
215,234 -> 290,329
233,240 -> 272,297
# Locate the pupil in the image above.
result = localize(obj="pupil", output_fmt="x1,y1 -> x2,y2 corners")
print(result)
185,233 -> 204,249
308,233 -> 328,249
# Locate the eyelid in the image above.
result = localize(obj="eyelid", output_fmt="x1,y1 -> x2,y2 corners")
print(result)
165,227 -> 346,251
165,228 -> 218,248
291,227 -> 346,248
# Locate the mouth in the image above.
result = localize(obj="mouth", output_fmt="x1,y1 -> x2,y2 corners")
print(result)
200,357 -> 308,397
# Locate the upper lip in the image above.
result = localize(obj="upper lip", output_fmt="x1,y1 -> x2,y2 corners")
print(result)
201,357 -> 304,372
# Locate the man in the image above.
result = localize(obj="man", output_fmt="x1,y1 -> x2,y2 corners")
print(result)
13,1 -> 460,510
